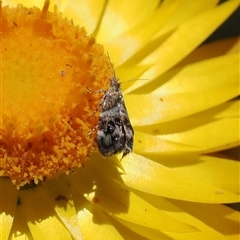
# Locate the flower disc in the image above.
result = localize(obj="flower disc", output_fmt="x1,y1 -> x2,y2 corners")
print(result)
0,1 -> 112,187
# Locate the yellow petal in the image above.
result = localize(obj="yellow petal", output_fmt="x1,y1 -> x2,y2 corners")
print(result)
109,217 -> 165,240
122,153 -> 240,203
104,0 -> 179,65
57,0 -> 106,34
41,178 -> 83,239
9,205 -> 32,240
123,192 -> 231,240
78,203 -> 123,240
159,155 -> 240,194
115,218 -> 179,240
18,186 -> 72,240
55,199 -> 83,240
0,178 -> 18,239
134,131 -> 200,154
86,184 -> 197,233
167,230 -> 229,240
120,0 -> 220,69
127,54 -> 239,125
156,0 -> 219,35
139,0 -> 239,79
173,37 -> 240,69
125,37 -> 239,93
169,200 -> 240,240
116,65 -> 151,92
96,0 -> 160,43
47,172 -> 124,239
63,162 -> 127,239
142,100 -> 239,135
73,155 -> 197,233
153,53 -> 239,95
161,116 -> 239,152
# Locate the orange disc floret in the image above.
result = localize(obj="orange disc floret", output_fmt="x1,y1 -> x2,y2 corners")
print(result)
0,1 -> 112,188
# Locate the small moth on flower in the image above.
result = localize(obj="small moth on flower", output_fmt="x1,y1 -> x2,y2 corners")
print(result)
88,55 -> 134,158
97,76 -> 134,158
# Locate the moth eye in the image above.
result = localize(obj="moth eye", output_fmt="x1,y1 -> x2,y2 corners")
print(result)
107,121 -> 115,134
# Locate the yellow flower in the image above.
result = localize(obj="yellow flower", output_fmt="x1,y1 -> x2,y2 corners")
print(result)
1,0 -> 239,239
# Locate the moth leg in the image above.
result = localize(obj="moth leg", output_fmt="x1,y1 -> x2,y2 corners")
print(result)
87,124 -> 99,136
86,87 -> 107,94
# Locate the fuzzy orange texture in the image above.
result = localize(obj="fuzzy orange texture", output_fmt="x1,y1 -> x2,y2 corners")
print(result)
0,1 -> 112,188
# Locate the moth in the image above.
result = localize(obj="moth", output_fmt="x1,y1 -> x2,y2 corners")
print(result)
97,76 -> 134,158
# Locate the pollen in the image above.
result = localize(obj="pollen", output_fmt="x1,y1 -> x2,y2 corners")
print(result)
0,1 -> 112,188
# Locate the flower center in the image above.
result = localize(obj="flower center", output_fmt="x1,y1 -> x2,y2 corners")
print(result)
0,1 -> 112,188
3,20 -> 74,131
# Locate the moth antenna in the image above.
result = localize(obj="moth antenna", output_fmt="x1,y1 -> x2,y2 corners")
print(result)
106,52 -> 148,85
106,52 -> 117,79
119,78 -> 148,84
